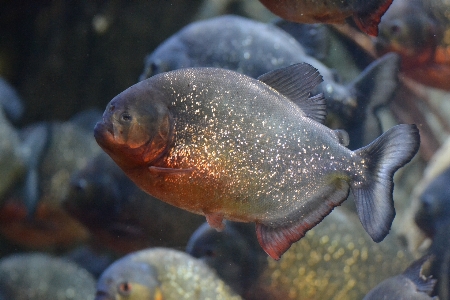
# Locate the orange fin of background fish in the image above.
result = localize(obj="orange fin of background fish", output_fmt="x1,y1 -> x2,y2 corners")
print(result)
205,213 -> 225,231
256,183 -> 349,260
353,0 -> 393,36
148,166 -> 196,174
257,63 -> 326,124
434,47 -> 450,65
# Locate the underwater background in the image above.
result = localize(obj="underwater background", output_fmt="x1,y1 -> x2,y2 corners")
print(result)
0,0 -> 449,299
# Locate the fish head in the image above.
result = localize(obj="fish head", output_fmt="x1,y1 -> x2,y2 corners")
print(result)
140,41 -> 191,81
415,168 -> 450,238
96,260 -> 162,300
375,0 -> 438,69
94,80 -> 172,169
64,153 -> 123,225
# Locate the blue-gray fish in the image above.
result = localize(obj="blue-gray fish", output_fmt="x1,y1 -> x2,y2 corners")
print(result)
94,62 -> 420,260
363,256 -> 438,300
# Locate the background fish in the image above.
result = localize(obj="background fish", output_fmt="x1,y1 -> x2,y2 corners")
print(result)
188,207 -> 413,300
95,248 -> 241,300
0,110 -> 103,250
140,15 -> 401,149
414,165 -> 450,299
0,107 -> 26,204
186,222 -> 266,296
257,0 -> 393,36
363,256 -> 437,300
375,0 -> 450,90
0,252 -> 96,300
95,63 -> 419,260
64,152 -> 205,254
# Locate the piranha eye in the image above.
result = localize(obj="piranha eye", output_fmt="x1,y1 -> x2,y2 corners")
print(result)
118,281 -> 132,296
120,112 -> 132,122
389,21 -> 402,36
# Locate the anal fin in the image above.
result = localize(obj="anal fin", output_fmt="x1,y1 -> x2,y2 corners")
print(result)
256,181 -> 349,260
205,212 -> 225,231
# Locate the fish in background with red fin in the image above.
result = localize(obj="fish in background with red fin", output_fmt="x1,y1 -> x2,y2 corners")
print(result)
258,0 -> 393,36
94,63 -> 420,260
375,0 -> 450,90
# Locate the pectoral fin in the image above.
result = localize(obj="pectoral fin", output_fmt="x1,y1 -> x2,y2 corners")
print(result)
148,166 -> 195,174
205,212 -> 225,231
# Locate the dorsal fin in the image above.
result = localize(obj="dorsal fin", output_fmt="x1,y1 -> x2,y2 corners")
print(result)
257,63 -> 326,123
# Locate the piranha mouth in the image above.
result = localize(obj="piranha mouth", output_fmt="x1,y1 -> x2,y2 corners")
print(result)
94,120 -> 115,149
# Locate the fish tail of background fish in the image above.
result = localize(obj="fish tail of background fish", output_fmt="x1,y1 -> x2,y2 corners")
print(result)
19,123 -> 52,217
353,0 -> 393,36
346,53 -> 400,149
352,124 -> 420,242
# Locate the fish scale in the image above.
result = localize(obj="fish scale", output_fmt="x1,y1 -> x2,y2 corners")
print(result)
160,68 -> 357,220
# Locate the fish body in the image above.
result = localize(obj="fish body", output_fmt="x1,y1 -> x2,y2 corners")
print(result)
0,253 -> 96,300
363,256 -> 437,300
141,16 -> 401,149
95,63 -> 420,260
258,0 -> 393,36
376,0 -> 450,90
95,248 -> 241,300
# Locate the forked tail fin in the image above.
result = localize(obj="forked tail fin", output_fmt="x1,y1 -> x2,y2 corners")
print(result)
352,124 -> 420,242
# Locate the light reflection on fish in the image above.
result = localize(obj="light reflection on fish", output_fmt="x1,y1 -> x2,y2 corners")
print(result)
94,63 -> 420,260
